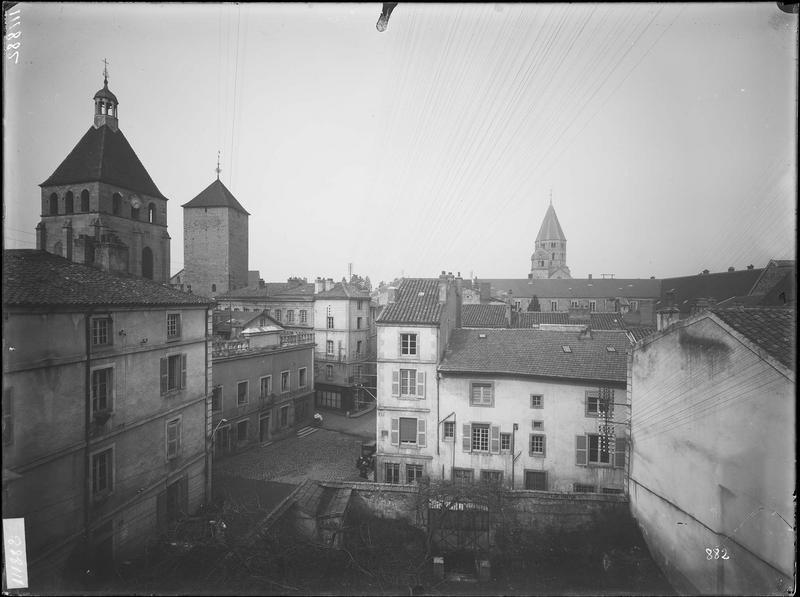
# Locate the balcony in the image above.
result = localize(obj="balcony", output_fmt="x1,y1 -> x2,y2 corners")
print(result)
212,339 -> 251,358
280,331 -> 315,346
213,332 -> 315,359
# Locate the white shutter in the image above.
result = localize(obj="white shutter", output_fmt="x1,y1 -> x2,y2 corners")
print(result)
390,417 -> 399,445
391,370 -> 399,397
417,418 -> 426,447
416,371 -> 425,399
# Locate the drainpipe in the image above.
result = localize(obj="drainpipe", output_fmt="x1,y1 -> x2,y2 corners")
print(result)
204,307 -> 212,505
84,307 -> 96,556
511,423 -> 518,489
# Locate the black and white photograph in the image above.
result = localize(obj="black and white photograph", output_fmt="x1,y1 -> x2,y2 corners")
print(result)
2,2 -> 796,595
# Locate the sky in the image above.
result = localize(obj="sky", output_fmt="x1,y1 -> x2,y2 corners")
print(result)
3,3 -> 797,285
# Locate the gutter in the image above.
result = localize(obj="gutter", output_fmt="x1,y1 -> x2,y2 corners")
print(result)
84,306 -> 95,555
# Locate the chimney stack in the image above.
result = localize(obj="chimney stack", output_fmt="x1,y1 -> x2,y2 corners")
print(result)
588,274 -> 592,280
325,278 -> 334,292
387,287 -> 397,304
314,277 -> 324,294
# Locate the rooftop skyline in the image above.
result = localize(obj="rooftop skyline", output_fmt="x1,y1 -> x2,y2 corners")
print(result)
3,3 -> 797,284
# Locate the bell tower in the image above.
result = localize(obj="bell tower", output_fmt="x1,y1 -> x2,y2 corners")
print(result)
94,59 -> 119,132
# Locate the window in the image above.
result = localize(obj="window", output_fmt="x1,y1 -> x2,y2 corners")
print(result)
630,300 -> 639,312
274,309 -> 281,322
112,193 -> 121,215
280,404 -> 289,427
602,488 -> 624,494
327,316 -> 334,329
237,420 -> 248,442
287,310 -> 295,323
399,369 -> 418,397
356,340 -> 362,355
160,354 -> 187,394
167,313 -> 181,340
264,309 -> 270,317
166,418 -> 181,459
325,365 -> 334,379
92,317 -> 112,346
131,204 -> 140,220
525,471 -> 548,491
453,468 -> 474,485
550,300 -> 558,311
529,434 -> 546,457
65,191 -> 74,214
299,310 -> 307,323
400,333 -> 417,356
356,317 -> 362,329
471,424 -> 490,452
358,300 -> 364,310
148,203 -> 156,224
385,463 -> 401,484
588,434 -> 611,465
573,483 -> 596,493
562,345 -> 572,353
470,382 -> 493,407
570,300 -> 580,308
326,340 -> 335,356
406,464 -> 424,484
281,371 -> 290,393
260,376 -> 272,398
530,394 -> 543,409
80,189 -> 90,212
232,381 -> 247,405
585,389 -> 614,417
500,432 -> 511,451
589,300 -> 597,312
443,421 -> 455,441
299,368 -> 307,388
49,193 -> 58,215
399,417 -> 417,445
481,470 -> 503,485
532,420 -> 544,430
92,447 -> 113,496
91,368 -> 113,413
212,386 -> 223,411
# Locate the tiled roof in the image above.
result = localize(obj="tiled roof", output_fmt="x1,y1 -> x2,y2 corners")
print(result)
515,312 -> 568,327
710,307 -> 796,369
440,329 -> 628,384
486,278 -> 661,299
626,326 -> 657,342
658,269 -> 763,314
40,125 -> 167,199
535,204 -> 566,242
3,250 -> 211,307
217,281 -> 315,301
461,304 -> 508,328
377,278 -> 443,325
316,282 -> 371,300
182,178 -> 250,215
590,312 -> 626,330
748,260 -> 795,296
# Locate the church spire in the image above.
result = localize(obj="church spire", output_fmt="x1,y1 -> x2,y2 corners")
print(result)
93,59 -> 119,132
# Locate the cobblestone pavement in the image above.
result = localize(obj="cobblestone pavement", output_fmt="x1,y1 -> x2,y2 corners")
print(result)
215,427 -> 371,485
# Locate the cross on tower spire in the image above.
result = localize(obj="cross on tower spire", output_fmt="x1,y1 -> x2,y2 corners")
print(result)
549,188 -> 553,206
216,151 -> 221,179
102,58 -> 109,85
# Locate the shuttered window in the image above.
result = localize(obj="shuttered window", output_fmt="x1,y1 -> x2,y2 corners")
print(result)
575,435 -> 587,465
161,354 -> 187,394
395,370 -> 425,398
470,382 -> 493,406
399,417 -> 416,444
166,418 -> 181,459
614,438 -> 626,468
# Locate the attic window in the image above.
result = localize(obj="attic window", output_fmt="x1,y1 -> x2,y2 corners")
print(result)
561,345 -> 572,353
478,333 -> 487,339
418,292 -> 425,297
606,346 -> 616,352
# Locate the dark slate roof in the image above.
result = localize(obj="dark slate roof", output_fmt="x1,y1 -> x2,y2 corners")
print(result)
710,307 -> 796,370
217,281 -> 315,301
316,282 -> 371,300
748,260 -> 795,296
377,278 -> 443,325
658,269 -> 763,314
3,250 -> 211,307
485,278 -> 661,299
535,204 -> 566,242
94,81 -> 118,102
461,304 -> 508,328
182,179 -> 250,215
590,312 -> 626,330
515,312 -> 569,327
626,326 -> 657,342
40,125 -> 167,199
440,329 -> 628,384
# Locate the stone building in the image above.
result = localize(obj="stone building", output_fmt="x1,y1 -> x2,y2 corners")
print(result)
629,306 -> 795,594
529,202 -> 571,280
181,174 -> 250,298
36,75 -> 170,283
2,249 -> 212,585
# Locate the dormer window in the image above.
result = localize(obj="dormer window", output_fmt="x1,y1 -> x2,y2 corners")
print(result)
562,345 -> 572,353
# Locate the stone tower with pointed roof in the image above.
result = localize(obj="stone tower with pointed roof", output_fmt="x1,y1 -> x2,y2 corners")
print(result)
181,169 -> 250,298
529,202 -> 571,279
36,73 -> 171,282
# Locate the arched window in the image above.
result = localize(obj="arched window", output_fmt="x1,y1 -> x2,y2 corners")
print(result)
131,206 -> 140,220
148,203 -> 156,224
81,189 -> 90,212
65,191 -> 74,214
212,284 -> 217,292
141,247 -> 154,280
49,193 -> 58,215
112,193 -> 122,215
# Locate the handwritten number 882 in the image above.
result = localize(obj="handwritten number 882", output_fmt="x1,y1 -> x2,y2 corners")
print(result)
705,547 -> 730,560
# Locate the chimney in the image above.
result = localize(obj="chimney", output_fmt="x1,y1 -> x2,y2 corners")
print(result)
579,326 -> 593,340
325,278 -> 334,292
259,279 -> 266,289
657,306 -> 680,331
702,269 -> 710,275
728,267 -> 735,272
588,274 -> 592,280
314,277 -> 324,294
387,287 -> 397,304
747,264 -> 754,270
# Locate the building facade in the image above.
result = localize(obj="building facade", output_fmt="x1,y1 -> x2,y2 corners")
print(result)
181,177 -> 250,298
211,314 -> 315,456
628,307 -> 795,595
313,281 -> 376,413
2,250 -> 212,584
374,275 -> 460,483
36,76 -> 170,283
215,278 -> 315,329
